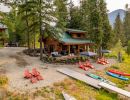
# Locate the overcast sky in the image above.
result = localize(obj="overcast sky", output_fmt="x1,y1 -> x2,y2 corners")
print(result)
0,0 -> 130,12
73,0 -> 130,12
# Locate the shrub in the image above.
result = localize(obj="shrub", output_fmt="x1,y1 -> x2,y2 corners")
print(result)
0,75 -> 8,86
111,65 -> 119,69
127,40 -> 130,55
122,57 -> 125,61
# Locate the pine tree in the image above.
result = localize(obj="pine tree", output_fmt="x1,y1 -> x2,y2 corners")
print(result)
124,4 -> 130,43
79,0 -> 89,31
113,13 -> 125,45
0,2 -> 26,45
67,1 -> 83,29
99,0 -> 113,49
87,0 -> 103,52
7,0 -> 60,59
67,6 -> 82,29
127,40 -> 130,56
54,0 -> 68,29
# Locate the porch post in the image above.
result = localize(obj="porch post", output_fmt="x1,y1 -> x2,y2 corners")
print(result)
85,45 -> 87,51
87,45 -> 90,51
68,45 -> 70,54
78,45 -> 80,54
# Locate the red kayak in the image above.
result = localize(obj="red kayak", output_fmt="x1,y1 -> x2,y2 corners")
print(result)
108,70 -> 130,76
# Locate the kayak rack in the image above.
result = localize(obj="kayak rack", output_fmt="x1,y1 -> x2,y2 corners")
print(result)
57,68 -> 130,98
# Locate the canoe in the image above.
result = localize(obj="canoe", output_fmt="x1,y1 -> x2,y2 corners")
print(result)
62,92 -> 76,100
86,72 -> 116,86
108,70 -> 130,76
106,72 -> 129,81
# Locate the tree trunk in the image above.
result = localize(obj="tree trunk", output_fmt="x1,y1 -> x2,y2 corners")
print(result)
26,20 -> 30,50
33,32 -> 36,56
98,45 -> 102,58
34,33 -> 36,50
3,39 -> 4,46
39,26 -> 43,60
25,0 -> 30,50
39,0 -> 43,60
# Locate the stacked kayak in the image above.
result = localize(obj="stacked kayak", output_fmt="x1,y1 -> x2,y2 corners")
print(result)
108,70 -> 130,76
106,71 -> 129,81
86,72 -> 116,86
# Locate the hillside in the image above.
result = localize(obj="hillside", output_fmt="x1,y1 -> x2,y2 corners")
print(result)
108,9 -> 126,27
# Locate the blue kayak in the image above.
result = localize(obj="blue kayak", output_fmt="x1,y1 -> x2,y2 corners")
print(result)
106,72 -> 129,81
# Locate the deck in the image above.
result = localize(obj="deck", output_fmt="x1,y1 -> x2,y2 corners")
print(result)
99,82 -> 130,98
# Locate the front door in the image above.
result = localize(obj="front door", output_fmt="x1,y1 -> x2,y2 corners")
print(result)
50,45 -> 54,52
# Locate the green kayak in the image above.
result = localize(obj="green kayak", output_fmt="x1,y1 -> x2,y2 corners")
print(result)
86,72 -> 116,86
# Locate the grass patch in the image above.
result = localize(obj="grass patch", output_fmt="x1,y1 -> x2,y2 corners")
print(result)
0,44 -> 3,48
5,92 -> 28,100
96,89 -> 118,100
34,78 -> 119,100
1,78 -> 120,100
111,65 -> 119,69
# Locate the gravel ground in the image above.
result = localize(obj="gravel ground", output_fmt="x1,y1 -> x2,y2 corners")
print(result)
0,47 -> 117,93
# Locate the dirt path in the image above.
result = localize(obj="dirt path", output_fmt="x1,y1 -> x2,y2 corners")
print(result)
0,47 -> 116,93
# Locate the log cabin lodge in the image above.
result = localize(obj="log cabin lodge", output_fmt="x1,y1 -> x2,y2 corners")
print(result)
44,29 -> 94,55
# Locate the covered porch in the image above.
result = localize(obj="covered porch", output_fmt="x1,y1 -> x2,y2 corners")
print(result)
61,43 -> 94,55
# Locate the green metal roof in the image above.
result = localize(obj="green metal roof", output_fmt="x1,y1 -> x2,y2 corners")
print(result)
66,29 -> 86,33
59,32 -> 92,44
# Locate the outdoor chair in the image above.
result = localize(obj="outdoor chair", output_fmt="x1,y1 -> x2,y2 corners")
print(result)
24,68 -> 44,84
51,52 -> 61,57
32,68 -> 40,77
37,75 -> 44,80
60,50 -> 68,55
24,69 -> 32,79
31,77 -> 37,83
83,60 -> 94,69
97,57 -> 109,65
78,62 -> 89,71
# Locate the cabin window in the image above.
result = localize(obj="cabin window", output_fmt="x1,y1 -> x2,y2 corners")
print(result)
77,34 -> 81,37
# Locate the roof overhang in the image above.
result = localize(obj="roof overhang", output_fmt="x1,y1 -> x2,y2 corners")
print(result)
66,29 -> 86,34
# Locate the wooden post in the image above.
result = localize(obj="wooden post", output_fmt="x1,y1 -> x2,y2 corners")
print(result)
78,45 -> 80,54
68,45 -> 70,54
87,45 -> 90,51
85,45 -> 87,51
